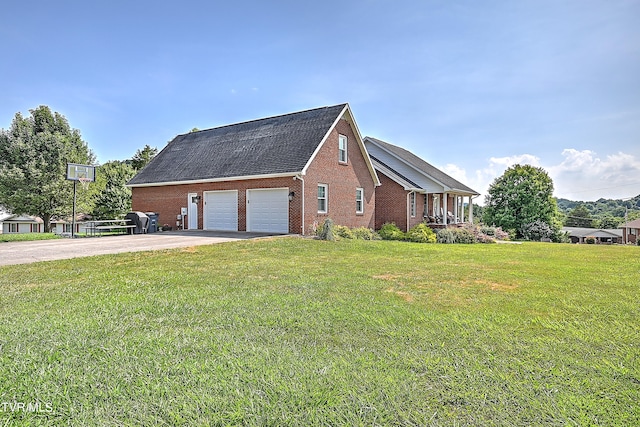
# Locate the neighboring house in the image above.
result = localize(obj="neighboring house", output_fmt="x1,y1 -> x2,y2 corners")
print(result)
51,214 -> 93,235
562,227 -> 623,244
127,104 -> 380,234
363,137 -> 479,231
1,214 -> 43,234
620,218 -> 640,244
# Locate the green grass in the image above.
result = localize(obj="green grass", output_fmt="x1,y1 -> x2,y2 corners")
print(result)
0,239 -> 638,426
0,233 -> 61,243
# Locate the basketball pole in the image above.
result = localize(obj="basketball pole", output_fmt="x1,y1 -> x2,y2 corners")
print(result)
72,180 -> 77,238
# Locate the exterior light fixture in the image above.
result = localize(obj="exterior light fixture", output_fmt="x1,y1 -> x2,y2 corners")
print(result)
288,191 -> 295,201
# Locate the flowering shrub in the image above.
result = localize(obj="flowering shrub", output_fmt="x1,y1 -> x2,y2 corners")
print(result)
406,223 -> 436,243
520,220 -> 554,241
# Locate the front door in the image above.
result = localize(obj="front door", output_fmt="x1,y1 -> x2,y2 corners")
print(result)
187,193 -> 198,230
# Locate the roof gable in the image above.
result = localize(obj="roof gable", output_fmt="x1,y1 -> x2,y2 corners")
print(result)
128,104 -> 348,186
364,137 -> 479,195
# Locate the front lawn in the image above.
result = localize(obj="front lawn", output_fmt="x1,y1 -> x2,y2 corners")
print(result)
0,239 -> 638,425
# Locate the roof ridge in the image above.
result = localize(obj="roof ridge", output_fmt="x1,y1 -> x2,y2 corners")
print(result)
183,104 -> 348,136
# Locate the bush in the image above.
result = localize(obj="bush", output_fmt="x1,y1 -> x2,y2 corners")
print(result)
585,236 -> 596,244
437,229 -> 456,244
334,225 -> 354,239
351,227 -> 381,240
378,223 -> 406,241
452,227 -> 475,244
464,224 -> 495,244
317,218 -> 336,241
479,225 -> 509,241
520,220 -> 554,242
406,223 -> 436,243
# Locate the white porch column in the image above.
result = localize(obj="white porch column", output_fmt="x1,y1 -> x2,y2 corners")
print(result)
469,196 -> 474,223
454,195 -> 459,223
442,192 -> 448,225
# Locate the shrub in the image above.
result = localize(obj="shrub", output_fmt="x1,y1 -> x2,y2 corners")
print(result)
452,227 -> 475,244
317,218 -> 336,241
479,225 -> 509,241
334,225 -> 354,239
406,223 -> 436,243
520,220 -> 554,242
378,223 -> 406,241
437,229 -> 456,244
464,224 -> 495,244
585,236 -> 596,244
351,227 -> 381,240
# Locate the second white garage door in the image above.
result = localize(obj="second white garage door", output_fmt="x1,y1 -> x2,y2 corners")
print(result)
204,190 -> 238,231
246,188 -> 289,233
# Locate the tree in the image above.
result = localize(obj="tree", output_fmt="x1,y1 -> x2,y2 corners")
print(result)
565,204 -> 594,227
92,161 -> 136,219
0,106 -> 95,232
483,164 -> 559,239
131,145 -> 158,170
595,215 -> 621,229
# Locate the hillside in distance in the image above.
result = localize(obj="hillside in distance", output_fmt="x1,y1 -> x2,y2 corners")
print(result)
556,194 -> 640,227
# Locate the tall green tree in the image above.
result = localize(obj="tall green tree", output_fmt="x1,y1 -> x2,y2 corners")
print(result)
92,161 -> 136,219
565,204 -> 594,227
131,145 -> 158,170
483,164 -> 559,238
0,106 -> 95,231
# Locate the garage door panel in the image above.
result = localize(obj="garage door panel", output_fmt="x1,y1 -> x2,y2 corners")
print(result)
204,191 -> 238,231
247,189 -> 289,233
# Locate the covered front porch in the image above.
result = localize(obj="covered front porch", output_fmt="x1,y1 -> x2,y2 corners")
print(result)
422,192 -> 476,226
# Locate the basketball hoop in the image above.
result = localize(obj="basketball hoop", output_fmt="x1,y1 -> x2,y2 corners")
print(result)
78,176 -> 91,191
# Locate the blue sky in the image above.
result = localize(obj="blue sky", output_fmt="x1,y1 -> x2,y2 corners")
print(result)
2,0 -> 639,202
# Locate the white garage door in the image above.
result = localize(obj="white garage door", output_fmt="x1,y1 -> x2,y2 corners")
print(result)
204,190 -> 238,231
247,188 -> 289,233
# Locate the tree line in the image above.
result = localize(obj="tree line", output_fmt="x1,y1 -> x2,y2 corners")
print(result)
0,106 -> 158,232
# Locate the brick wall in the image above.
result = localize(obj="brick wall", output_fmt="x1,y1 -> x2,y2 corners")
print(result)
132,176 -> 302,233
374,172 -> 408,230
303,118 -> 376,232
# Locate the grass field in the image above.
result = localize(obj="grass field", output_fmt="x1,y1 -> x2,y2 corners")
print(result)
0,238 -> 638,426
0,233 -> 61,243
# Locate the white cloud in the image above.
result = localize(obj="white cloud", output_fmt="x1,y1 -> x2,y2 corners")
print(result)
441,149 -> 640,204
548,149 -> 640,200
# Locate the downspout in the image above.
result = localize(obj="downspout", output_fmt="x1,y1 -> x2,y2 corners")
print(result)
406,191 -> 411,232
297,175 -> 305,235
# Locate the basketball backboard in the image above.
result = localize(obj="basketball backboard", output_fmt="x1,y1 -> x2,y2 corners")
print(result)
66,163 -> 96,182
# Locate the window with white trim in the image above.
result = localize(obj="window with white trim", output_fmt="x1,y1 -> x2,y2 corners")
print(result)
64,223 -> 72,233
318,184 -> 328,213
356,188 -> 364,214
410,192 -> 416,217
424,195 -> 428,218
338,135 -> 347,163
9,223 -> 18,233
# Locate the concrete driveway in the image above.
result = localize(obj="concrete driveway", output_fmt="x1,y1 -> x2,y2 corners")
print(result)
0,231 -> 276,267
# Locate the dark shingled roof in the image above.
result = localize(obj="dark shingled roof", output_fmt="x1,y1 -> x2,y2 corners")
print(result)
364,136 -> 479,195
128,104 -> 347,186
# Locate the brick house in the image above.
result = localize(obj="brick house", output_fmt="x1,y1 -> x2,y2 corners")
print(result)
620,218 -> 640,244
363,137 -> 479,231
127,104 -> 380,235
